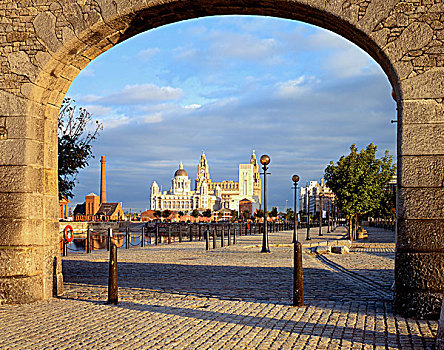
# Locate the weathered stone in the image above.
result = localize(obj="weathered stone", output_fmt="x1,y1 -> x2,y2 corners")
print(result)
331,246 -> 349,254
399,123 -> 444,155
33,12 -> 61,53
396,252 -> 444,291
8,52 -> 38,80
314,245 -> 331,254
437,296 -> 444,349
401,67 -> 444,99
0,246 -> 43,278
398,187 -> 444,219
394,289 -> 442,319
401,99 -> 444,124
0,219 -> 43,246
0,275 -> 44,304
397,219 -> 444,252
398,155 -> 444,187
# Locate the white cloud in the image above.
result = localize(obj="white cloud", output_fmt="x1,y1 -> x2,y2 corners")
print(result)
83,84 -> 183,105
324,48 -> 377,78
101,115 -> 131,129
183,104 -> 202,110
137,47 -> 160,61
275,76 -> 318,98
85,104 -> 112,116
143,113 -> 163,124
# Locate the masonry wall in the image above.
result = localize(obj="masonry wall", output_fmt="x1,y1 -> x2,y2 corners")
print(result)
0,0 -> 443,318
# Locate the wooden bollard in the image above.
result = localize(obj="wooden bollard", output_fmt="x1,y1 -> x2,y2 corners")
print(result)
189,224 -> 193,242
212,226 -> 216,249
155,225 -> 159,245
227,226 -> 231,246
62,239 -> 67,256
141,227 -> 145,247
125,227 -> 130,249
168,225 -> 171,244
205,229 -> 210,250
199,225 -> 202,241
86,228 -> 91,253
221,225 -> 224,247
179,224 -> 182,243
233,225 -> 237,245
293,241 -> 304,307
107,243 -> 118,305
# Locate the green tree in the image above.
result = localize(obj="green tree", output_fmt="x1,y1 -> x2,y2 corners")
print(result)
231,210 -> 238,222
58,98 -> 103,199
242,210 -> 251,221
270,207 -> 278,218
178,211 -> 185,217
254,209 -> 264,221
191,209 -> 200,218
324,143 -> 396,239
286,208 -> 295,221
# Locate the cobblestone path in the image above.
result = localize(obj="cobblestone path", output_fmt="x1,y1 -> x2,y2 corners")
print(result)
0,226 -> 438,349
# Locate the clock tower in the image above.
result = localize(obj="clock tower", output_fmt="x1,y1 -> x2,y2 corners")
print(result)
195,151 -> 211,191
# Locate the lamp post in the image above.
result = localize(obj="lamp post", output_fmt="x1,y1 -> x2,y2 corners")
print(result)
260,154 -> 271,253
292,175 -> 300,243
319,193 -> 323,236
306,188 -> 311,241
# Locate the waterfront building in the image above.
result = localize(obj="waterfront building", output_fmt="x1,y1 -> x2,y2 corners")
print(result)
299,178 -> 335,217
150,151 -> 261,213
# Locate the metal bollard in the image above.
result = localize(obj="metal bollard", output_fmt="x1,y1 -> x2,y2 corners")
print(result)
168,225 -> 171,244
205,229 -> 210,250
107,228 -> 112,251
212,226 -> 216,249
221,225 -> 224,247
141,227 -> 145,247
179,224 -> 182,243
227,226 -> 231,246
293,241 -> 304,307
86,228 -> 91,253
126,227 -> 130,249
107,243 -> 118,305
155,225 -> 159,245
250,223 -> 252,235
190,224 -> 193,242
62,239 -> 67,256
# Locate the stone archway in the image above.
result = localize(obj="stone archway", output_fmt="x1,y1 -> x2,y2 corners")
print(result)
1,0 -> 443,318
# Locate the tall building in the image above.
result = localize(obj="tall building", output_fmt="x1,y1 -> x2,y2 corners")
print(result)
150,151 -> 261,213
299,178 -> 335,216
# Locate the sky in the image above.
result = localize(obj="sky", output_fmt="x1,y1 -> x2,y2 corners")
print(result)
65,15 -> 397,213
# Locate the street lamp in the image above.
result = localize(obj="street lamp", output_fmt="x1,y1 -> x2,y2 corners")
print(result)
306,187 -> 311,240
292,175 -> 300,243
319,192 -> 323,236
260,154 -> 271,253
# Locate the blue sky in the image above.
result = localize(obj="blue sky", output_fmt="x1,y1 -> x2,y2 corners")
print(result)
66,15 -> 396,212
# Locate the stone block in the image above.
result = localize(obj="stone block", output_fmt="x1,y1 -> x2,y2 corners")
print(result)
0,139 -> 44,167
0,246 -> 43,278
397,219 -> 444,252
0,90 -> 28,117
5,116 -> 44,141
0,274 -> 44,304
331,246 -> 349,254
399,123 -> 444,156
401,67 -> 444,100
397,188 -> 444,219
0,166 -> 43,193
395,252 -> 444,291
314,245 -> 331,254
0,218 -> 43,246
0,192 -> 43,220
401,99 -> 444,124
394,289 -> 442,319
398,156 -> 444,187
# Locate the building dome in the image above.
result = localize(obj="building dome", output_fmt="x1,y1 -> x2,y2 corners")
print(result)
174,162 -> 188,177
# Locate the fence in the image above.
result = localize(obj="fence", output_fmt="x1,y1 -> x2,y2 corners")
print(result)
60,221 -> 294,256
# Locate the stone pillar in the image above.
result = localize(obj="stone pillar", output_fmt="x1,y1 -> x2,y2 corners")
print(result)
395,95 -> 444,319
100,155 -> 107,204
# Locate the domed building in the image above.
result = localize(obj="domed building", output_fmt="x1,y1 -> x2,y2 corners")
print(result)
149,152 -> 261,214
150,161 -> 220,212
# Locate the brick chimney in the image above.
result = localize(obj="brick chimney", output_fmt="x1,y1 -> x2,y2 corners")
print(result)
100,155 -> 107,204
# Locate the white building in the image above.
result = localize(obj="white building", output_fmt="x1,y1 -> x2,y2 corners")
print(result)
150,152 -> 261,213
299,178 -> 335,217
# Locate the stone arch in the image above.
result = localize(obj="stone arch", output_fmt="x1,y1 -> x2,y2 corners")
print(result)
1,1 -> 444,318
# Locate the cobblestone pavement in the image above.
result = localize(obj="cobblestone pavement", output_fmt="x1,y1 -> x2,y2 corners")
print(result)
0,226 -> 438,349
